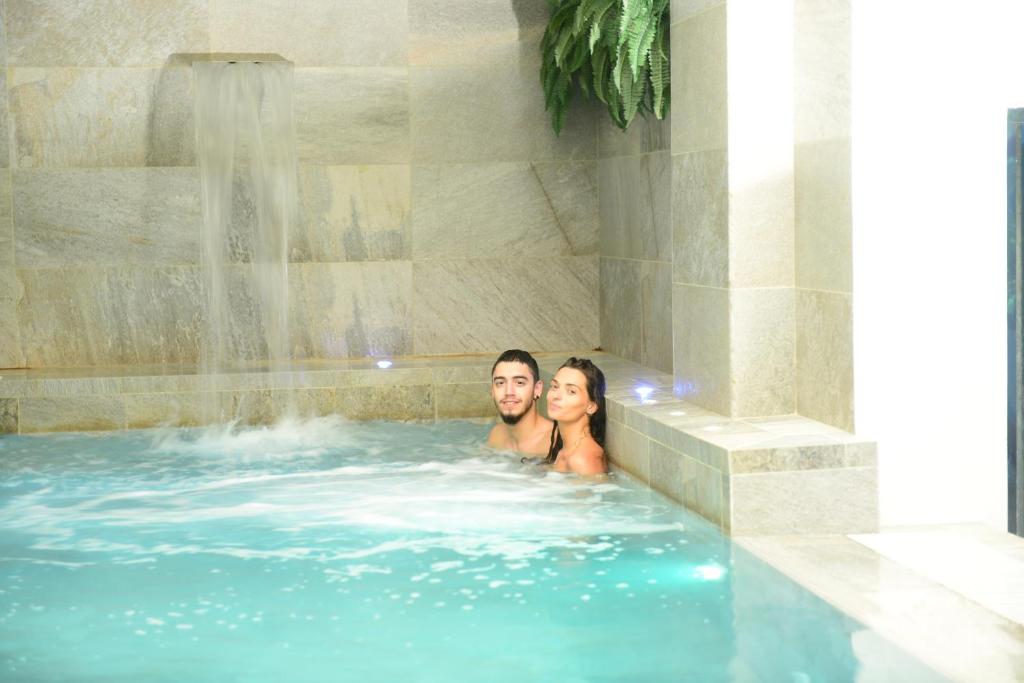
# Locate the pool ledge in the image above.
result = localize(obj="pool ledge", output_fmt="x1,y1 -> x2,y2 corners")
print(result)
538,354 -> 880,537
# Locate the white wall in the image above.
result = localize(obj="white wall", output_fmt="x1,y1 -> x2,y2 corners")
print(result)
853,2 -> 1024,529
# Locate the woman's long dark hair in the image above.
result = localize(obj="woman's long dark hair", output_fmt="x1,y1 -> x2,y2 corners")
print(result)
545,357 -> 607,464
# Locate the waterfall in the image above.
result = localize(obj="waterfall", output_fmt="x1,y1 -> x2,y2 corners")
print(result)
193,59 -> 298,420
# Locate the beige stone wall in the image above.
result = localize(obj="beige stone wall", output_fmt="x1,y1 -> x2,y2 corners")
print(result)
0,0 -> 599,369
598,114 -> 673,374
794,0 -> 853,431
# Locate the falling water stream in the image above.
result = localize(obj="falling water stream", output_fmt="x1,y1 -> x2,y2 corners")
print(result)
193,59 -> 298,420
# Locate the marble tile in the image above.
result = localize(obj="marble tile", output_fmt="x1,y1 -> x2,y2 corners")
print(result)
10,66 -> 195,167
600,257 -> 642,364
794,0 -> 851,144
435,382 -> 493,419
336,383 -> 434,422
672,148 -> 728,287
683,455 -> 724,527
293,165 -> 411,263
671,0 -> 724,24
7,0 -> 209,67
289,262 -> 414,360
0,172 -> 13,267
606,419 -> 650,485
334,367 -> 433,388
599,151 -> 672,261
210,0 -> 407,67
671,4 -> 726,153
730,440 -> 875,474
730,467 -> 878,535
17,266 -> 203,367
409,0 -> 548,67
796,288 -> 854,431
412,161 -> 597,259
0,267 -> 24,368
13,169 -> 201,266
295,68 -> 409,164
727,177 -> 795,289
648,440 -> 685,503
410,62 -> 597,163
795,138 -> 852,293
431,363 -> 493,385
598,113 -> 671,158
121,375 -> 202,395
412,256 -> 598,354
0,398 -> 17,433
730,288 -> 795,417
124,392 -> 205,428
0,70 -> 10,169
641,260 -> 673,374
19,395 -> 125,432
673,283 -> 730,415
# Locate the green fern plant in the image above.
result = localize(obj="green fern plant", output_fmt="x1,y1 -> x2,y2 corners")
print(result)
540,0 -> 670,135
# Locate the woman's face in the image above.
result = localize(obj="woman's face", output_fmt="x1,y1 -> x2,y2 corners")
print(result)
546,367 -> 596,423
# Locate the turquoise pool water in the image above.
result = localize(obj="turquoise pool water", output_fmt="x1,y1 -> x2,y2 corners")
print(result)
0,419 -> 944,682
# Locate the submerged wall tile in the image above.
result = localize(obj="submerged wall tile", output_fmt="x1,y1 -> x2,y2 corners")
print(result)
412,161 -> 597,259
10,67 -> 195,168
672,148 -> 728,287
412,256 -> 598,354
410,63 -> 596,163
210,0 -> 407,67
7,0 -> 209,67
290,262 -> 414,360
796,289 -> 854,431
730,288 -> 795,417
409,0 -> 547,67
293,164 -> 411,263
600,257 -> 642,363
295,68 -> 410,164
13,169 -> 201,266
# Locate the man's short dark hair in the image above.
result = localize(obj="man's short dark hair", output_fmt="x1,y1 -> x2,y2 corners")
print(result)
491,349 -> 540,383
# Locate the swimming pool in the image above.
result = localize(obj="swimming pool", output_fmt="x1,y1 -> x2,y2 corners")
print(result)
0,419 -> 943,682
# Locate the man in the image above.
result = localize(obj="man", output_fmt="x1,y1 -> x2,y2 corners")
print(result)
486,349 -> 554,456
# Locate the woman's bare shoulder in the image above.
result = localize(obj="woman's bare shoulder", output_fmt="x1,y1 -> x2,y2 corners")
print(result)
569,440 -> 606,475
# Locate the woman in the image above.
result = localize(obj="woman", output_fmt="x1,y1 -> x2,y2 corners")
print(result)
544,357 -> 607,476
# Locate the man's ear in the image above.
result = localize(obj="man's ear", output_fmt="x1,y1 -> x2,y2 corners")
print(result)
533,380 -> 543,400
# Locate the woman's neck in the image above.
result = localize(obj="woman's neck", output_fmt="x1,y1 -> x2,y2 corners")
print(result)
558,418 -> 590,454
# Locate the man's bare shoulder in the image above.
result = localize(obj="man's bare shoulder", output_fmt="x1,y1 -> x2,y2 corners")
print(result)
486,422 -> 507,449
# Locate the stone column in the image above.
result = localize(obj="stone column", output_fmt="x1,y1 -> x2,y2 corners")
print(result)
671,0 -> 796,418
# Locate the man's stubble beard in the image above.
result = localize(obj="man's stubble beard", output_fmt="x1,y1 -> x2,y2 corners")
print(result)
498,396 -> 535,425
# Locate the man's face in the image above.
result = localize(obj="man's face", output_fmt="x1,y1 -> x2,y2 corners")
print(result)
491,361 -> 541,425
